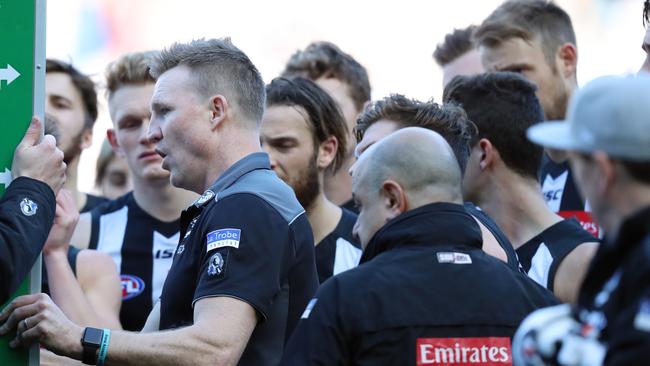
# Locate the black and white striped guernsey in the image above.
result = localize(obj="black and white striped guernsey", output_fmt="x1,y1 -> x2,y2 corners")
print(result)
516,218 -> 596,292
88,192 -> 180,331
539,153 -> 601,238
314,208 -> 361,283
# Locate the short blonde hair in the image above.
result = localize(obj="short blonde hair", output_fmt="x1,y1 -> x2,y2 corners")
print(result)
105,51 -> 158,99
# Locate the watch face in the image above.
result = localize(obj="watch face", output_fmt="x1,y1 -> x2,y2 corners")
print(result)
83,328 -> 104,345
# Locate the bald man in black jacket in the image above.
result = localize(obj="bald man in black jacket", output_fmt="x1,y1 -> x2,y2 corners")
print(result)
282,127 -> 557,365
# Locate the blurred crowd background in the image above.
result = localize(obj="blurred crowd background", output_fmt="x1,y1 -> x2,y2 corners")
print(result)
46,0 -> 645,194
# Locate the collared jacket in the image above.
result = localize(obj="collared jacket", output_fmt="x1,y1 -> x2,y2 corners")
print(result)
282,202 -> 558,365
0,177 -> 55,303
577,206 -> 650,365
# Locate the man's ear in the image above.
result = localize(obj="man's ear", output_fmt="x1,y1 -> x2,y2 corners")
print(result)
380,180 -> 408,220
209,95 -> 229,130
593,151 -> 615,196
477,138 -> 497,171
106,129 -> 124,157
317,136 -> 338,170
557,43 -> 578,80
80,128 -> 93,149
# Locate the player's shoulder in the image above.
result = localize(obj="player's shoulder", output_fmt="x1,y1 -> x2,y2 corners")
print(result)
89,192 -> 134,217
215,169 -> 305,225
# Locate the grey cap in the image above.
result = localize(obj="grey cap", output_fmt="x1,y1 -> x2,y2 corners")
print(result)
527,75 -> 650,161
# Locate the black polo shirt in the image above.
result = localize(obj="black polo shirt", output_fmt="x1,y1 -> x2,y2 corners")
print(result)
159,152 -> 318,364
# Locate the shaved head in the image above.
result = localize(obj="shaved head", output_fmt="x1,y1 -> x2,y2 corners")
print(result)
353,127 -> 463,208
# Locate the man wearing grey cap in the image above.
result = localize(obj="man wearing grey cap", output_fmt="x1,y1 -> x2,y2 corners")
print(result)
513,75 -> 650,366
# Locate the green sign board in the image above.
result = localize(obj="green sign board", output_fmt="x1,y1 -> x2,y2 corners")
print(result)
0,0 -> 46,365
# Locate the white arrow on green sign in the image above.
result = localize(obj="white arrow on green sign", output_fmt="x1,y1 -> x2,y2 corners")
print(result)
0,64 -> 20,85
0,168 -> 12,187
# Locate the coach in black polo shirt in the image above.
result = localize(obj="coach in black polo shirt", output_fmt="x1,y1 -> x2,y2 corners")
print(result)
0,38 -> 318,366
160,152 -> 318,359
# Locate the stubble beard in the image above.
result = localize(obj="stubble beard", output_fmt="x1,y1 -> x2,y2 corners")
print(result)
292,151 -> 321,211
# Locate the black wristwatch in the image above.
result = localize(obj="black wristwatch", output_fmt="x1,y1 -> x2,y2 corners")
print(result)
81,327 -> 104,365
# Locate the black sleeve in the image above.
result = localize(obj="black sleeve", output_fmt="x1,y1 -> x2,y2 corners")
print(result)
193,194 -> 294,320
281,278 -> 350,365
88,208 -> 100,250
604,254 -> 650,365
285,214 -> 319,340
0,177 -> 55,303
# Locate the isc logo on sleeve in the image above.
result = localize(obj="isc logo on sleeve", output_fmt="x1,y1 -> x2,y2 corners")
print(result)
416,337 -> 511,365
206,228 -> 241,252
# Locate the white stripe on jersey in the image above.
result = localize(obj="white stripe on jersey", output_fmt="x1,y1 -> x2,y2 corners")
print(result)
528,243 -> 553,288
332,238 -> 362,277
97,206 -> 129,270
151,231 -> 180,304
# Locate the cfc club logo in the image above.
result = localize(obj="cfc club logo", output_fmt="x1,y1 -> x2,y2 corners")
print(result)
207,252 -> 225,276
121,275 -> 145,300
416,337 -> 512,365
20,198 -> 38,216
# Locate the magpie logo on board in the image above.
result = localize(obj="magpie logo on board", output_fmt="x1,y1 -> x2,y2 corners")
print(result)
20,197 -> 37,216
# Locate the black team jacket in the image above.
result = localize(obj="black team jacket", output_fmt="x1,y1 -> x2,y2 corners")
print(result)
0,177 -> 55,303
576,206 -> 650,365
282,202 -> 558,365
